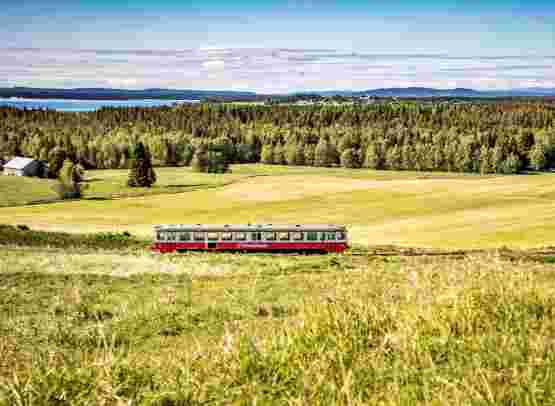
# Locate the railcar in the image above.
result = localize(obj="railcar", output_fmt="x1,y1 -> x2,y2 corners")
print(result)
151,224 -> 349,254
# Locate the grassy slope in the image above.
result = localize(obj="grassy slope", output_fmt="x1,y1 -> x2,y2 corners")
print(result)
2,247 -> 555,404
1,164 -> 554,249
0,175 -> 59,206
0,167 -> 251,207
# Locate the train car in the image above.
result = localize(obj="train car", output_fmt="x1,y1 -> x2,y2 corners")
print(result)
151,224 -> 349,254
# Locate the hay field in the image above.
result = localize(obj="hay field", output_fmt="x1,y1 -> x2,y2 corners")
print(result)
1,165 -> 554,249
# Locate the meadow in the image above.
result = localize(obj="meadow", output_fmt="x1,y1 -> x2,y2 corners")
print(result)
2,164 -> 555,404
1,164 -> 555,249
1,245 -> 555,404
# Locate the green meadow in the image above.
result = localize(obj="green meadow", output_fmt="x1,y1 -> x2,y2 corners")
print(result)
1,164 -> 554,249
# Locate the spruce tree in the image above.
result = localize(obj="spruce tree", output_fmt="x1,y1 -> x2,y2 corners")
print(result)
314,136 -> 332,167
53,159 -> 87,199
340,148 -> 358,168
479,146 -> 495,175
304,144 -> 316,166
48,147 -> 67,179
260,144 -> 274,164
191,143 -> 230,173
128,142 -> 156,187
206,144 -> 230,173
529,142 -> 547,171
500,153 -> 522,174
363,143 -> 382,169
273,144 -> 286,165
294,143 -> 306,166
285,142 -> 297,165
191,143 -> 209,172
385,145 -> 402,170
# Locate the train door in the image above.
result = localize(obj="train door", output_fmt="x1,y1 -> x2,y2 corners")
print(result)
207,231 -> 218,249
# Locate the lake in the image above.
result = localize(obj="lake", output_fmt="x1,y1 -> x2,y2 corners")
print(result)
0,98 -> 199,112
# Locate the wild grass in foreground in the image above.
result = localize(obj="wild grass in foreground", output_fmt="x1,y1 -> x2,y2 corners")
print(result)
1,248 -> 555,404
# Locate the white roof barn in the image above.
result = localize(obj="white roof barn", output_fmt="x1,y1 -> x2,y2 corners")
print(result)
3,157 -> 43,177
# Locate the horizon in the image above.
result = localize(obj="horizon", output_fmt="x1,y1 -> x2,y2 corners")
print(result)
2,0 -> 554,93
2,84 -> 555,96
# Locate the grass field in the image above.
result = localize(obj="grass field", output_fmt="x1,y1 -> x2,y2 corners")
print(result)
2,245 -> 555,404
1,164 -> 555,249
0,167 -> 252,207
3,165 -> 555,404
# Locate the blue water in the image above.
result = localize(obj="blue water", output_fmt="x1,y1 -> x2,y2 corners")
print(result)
0,98 -> 199,112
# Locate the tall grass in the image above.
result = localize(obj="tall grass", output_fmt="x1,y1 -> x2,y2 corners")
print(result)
1,248 -> 555,404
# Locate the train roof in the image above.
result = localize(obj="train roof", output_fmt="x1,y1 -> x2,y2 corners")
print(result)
154,224 -> 347,232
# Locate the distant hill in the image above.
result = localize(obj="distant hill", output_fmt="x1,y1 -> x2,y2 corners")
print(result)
1,86 -> 554,101
0,87 -> 257,101
314,87 -> 555,98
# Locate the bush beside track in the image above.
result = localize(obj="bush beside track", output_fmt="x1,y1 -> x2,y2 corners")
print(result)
0,224 -> 147,250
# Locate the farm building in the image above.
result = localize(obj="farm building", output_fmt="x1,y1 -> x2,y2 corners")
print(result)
2,157 -> 45,177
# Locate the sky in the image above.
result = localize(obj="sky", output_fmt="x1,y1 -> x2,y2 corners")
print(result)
1,0 -> 554,93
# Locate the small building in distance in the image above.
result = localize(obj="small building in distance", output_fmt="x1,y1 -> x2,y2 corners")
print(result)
2,157 -> 44,177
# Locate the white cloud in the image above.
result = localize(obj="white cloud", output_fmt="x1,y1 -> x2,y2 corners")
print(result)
202,60 -> 225,69
0,47 -> 554,93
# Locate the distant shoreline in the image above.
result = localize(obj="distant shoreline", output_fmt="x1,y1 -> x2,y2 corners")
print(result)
0,97 -> 200,103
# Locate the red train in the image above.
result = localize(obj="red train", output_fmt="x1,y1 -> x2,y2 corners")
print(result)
151,224 -> 349,254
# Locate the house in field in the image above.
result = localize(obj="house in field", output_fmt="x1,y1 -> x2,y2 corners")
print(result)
2,157 -> 44,177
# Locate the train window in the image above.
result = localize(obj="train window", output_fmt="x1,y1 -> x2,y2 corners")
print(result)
234,232 -> 246,241
193,232 -> 205,241
251,232 -> 262,241
263,232 -> 275,241
292,232 -> 304,241
168,232 -> 177,241
221,232 -> 233,241
323,232 -> 336,241
207,232 -> 219,241
278,232 -> 290,241
157,232 -> 165,241
306,231 -> 318,241
336,232 -> 346,240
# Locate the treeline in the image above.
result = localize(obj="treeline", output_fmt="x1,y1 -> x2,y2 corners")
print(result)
1,102 -> 555,174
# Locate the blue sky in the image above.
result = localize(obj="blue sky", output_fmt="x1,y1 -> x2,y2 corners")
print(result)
1,0 -> 554,92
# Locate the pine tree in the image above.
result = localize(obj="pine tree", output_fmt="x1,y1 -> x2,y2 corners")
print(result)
529,142 -> 547,171
479,146 -> 495,175
273,144 -> 286,165
340,148 -> 358,168
314,136 -> 333,167
304,144 -> 316,166
206,144 -> 230,173
48,147 -> 67,179
385,145 -> 402,170
260,144 -> 274,164
191,143 -> 230,173
285,142 -> 298,165
191,143 -> 209,172
53,159 -> 87,199
294,143 -> 306,166
500,153 -> 522,174
128,142 -> 156,187
363,143 -> 383,169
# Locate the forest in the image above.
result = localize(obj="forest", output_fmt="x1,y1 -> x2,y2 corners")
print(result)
1,101 -> 555,174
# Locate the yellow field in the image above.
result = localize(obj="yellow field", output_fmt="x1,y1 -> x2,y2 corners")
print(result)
1,164 -> 555,249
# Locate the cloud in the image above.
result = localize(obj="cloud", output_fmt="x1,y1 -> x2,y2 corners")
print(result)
202,60 -> 225,69
0,47 -> 554,93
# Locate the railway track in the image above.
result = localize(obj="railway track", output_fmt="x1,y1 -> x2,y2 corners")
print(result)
2,244 -> 555,263
347,246 -> 555,261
